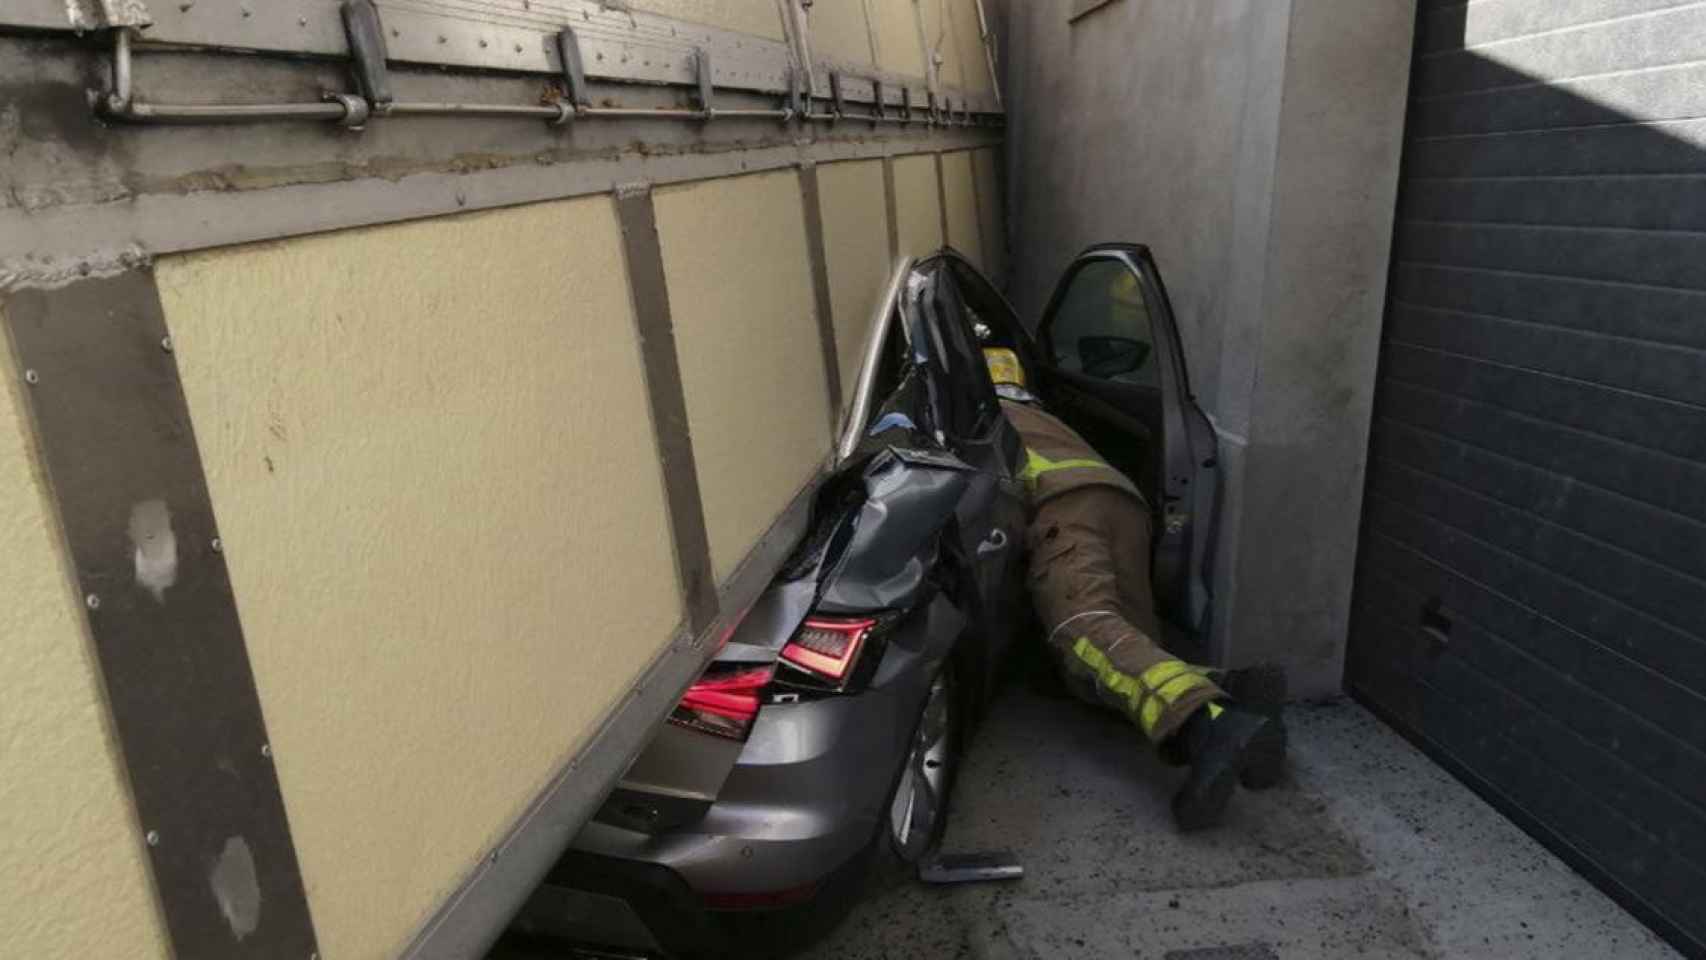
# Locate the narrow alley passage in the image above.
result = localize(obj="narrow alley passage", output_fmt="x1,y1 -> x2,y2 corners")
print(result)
799,685 -> 1676,960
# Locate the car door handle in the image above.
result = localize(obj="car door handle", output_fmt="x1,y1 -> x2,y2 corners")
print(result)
977,528 -> 1010,556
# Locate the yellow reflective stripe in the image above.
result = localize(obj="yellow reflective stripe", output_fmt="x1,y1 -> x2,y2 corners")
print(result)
1140,660 -> 1193,691
1152,667 -> 1214,704
1020,447 -> 1113,492
1141,696 -> 1163,734
1071,637 -> 1149,732
1207,702 -> 1225,720
1071,641 -> 1210,739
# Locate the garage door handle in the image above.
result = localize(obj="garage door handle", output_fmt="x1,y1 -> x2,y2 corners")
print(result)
978,528 -> 1009,556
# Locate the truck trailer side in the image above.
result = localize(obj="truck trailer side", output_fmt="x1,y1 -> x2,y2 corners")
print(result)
0,2 -> 1005,956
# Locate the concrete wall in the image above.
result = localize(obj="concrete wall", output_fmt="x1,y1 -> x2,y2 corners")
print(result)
1005,0 -> 1414,695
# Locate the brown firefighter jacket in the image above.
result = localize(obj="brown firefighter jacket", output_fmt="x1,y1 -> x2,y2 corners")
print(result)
999,399 -> 1147,512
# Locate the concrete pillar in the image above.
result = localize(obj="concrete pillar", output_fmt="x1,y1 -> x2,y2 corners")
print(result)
1004,0 -> 1416,697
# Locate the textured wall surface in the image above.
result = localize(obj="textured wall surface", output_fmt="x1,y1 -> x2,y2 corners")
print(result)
817,158 -> 894,404
0,333 -> 172,960
808,0 -> 876,66
869,0 -> 927,79
940,149 -> 984,270
634,0 -> 784,39
1005,0 -> 1268,391
972,147 -> 1007,286
655,170 -> 831,581
1228,0 -> 1415,690
892,153 -> 945,259
155,196 -> 680,960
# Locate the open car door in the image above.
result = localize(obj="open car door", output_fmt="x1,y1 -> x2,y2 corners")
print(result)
1030,244 -> 1221,635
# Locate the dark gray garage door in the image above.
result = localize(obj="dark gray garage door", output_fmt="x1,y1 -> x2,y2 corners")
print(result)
1348,3 -> 1706,956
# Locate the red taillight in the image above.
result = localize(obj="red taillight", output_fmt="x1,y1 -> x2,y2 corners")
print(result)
701,882 -> 821,911
780,617 -> 878,683
669,665 -> 775,740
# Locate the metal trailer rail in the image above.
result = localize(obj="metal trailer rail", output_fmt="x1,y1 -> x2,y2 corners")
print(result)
95,1 -> 1000,131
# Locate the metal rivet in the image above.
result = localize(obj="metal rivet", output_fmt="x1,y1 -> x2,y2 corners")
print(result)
145,830 -> 160,846
85,593 -> 102,610
211,537 -> 223,553
160,335 -> 174,353
23,369 -> 39,385
260,743 -> 272,758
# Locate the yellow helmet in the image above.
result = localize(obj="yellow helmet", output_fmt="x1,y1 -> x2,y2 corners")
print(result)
1110,269 -> 1143,307
983,347 -> 1025,388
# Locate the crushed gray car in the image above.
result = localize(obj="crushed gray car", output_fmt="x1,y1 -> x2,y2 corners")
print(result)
505,243 -> 1221,959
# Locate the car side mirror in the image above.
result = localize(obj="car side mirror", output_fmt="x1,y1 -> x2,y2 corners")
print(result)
1078,335 -> 1150,379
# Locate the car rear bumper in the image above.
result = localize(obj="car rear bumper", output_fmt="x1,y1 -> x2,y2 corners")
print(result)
518,644 -> 940,955
508,839 -> 875,959
581,674 -> 925,889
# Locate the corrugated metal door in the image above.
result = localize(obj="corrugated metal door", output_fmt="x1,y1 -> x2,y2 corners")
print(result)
1348,3 -> 1706,955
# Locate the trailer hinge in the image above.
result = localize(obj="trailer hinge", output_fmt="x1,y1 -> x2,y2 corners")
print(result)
828,71 -> 846,122
694,47 -> 715,119
67,0 -> 150,32
341,0 -> 392,121
871,79 -> 884,128
788,66 -> 805,121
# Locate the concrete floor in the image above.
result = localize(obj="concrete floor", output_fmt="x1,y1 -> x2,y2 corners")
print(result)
795,687 -> 1678,960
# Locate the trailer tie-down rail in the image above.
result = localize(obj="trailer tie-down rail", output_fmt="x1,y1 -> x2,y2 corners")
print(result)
96,1 -> 995,131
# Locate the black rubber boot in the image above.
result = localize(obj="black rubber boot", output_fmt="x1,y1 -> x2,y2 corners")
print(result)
1169,702 -> 1287,831
1218,664 -> 1288,790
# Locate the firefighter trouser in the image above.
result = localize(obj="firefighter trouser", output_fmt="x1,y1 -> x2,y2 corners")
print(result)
1025,485 -> 1224,743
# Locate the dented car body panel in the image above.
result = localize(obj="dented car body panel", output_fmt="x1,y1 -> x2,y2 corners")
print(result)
523,246 -> 1223,956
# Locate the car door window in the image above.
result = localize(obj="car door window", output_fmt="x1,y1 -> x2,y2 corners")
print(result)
1047,259 -> 1160,388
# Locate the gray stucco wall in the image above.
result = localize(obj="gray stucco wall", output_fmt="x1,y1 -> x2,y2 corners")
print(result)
1003,0 -> 1415,696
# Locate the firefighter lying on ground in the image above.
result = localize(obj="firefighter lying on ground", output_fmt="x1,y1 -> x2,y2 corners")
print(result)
982,344 -> 1286,830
